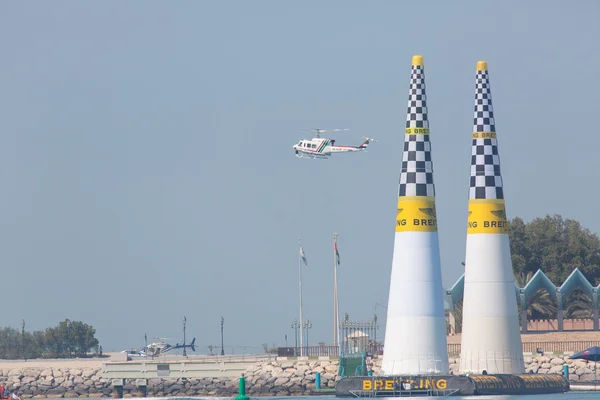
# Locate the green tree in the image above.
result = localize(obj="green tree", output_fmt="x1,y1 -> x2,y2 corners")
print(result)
0,327 -> 21,359
508,214 -> 600,284
70,320 -> 100,356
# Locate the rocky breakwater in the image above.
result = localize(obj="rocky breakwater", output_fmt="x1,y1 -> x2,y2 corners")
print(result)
368,354 -> 600,382
0,360 -> 341,398
243,359 -> 340,396
0,367 -> 109,398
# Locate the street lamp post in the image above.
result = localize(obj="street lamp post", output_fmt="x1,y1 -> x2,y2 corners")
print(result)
373,313 -> 378,354
303,320 -> 312,356
21,319 -> 25,360
220,316 -> 225,356
182,316 -> 187,357
291,319 -> 300,354
66,320 -> 71,358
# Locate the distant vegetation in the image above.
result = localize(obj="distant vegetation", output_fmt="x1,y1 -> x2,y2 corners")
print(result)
509,214 -> 600,285
0,319 -> 100,360
510,214 -> 600,320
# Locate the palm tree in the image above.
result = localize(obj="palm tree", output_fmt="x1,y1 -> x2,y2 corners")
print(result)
514,271 -> 557,320
452,300 -> 463,333
564,289 -> 593,319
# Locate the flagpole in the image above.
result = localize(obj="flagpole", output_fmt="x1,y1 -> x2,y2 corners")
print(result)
298,239 -> 304,357
333,233 -> 339,348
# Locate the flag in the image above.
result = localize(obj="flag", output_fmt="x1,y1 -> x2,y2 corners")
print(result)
335,241 -> 340,265
299,244 -> 308,266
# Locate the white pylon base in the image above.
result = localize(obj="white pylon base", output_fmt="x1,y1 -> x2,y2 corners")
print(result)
460,234 -> 524,374
382,231 -> 449,375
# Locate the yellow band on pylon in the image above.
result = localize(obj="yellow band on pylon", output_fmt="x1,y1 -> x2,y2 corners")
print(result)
476,61 -> 488,71
396,196 -> 438,233
467,199 -> 508,234
472,132 -> 497,139
405,128 -> 430,135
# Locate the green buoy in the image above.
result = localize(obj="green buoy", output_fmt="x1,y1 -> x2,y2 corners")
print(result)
235,374 -> 250,400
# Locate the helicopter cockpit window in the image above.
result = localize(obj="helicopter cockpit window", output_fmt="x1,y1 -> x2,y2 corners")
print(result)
312,144 -> 316,148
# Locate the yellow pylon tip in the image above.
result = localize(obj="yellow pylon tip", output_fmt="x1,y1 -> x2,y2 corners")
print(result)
412,55 -> 424,66
476,61 -> 488,71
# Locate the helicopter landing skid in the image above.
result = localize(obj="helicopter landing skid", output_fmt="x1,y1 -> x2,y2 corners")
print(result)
295,152 -> 329,160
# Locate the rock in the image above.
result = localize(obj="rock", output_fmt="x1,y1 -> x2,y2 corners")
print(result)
46,387 -> 66,395
538,368 -> 550,374
83,369 -> 96,378
580,373 -> 597,382
324,364 -> 338,373
8,370 -> 23,378
296,365 -> 310,373
39,370 -> 52,378
541,362 -> 552,369
274,377 -> 289,386
550,357 -> 565,365
322,372 -> 336,380
576,367 -> 593,375
549,365 -> 564,374
64,391 -> 78,398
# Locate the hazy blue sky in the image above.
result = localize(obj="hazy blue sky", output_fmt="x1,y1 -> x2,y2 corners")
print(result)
2,1 -> 599,353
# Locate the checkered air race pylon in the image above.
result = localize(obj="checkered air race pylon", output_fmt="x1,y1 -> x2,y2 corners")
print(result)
381,55 -> 449,376
399,58 -> 434,197
459,61 -> 524,375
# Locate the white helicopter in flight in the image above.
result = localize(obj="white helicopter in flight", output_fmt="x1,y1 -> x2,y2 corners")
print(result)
293,128 -> 377,159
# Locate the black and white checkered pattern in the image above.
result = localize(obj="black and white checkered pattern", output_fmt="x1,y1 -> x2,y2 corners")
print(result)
469,68 -> 503,199
473,70 -> 495,133
399,134 -> 435,197
469,138 -> 503,199
406,65 -> 429,129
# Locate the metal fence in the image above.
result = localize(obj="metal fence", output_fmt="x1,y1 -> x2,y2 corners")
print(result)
278,341 -> 600,358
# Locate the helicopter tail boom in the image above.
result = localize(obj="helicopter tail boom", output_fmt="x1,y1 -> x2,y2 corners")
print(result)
359,137 -> 377,148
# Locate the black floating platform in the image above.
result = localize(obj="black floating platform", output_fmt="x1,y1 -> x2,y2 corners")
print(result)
335,373 -> 570,397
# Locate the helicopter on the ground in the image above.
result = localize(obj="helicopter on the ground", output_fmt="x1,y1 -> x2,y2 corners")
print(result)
122,336 -> 197,358
144,337 -> 197,356
293,128 -> 377,159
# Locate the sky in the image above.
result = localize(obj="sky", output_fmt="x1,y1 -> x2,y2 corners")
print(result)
1,1 -> 599,353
